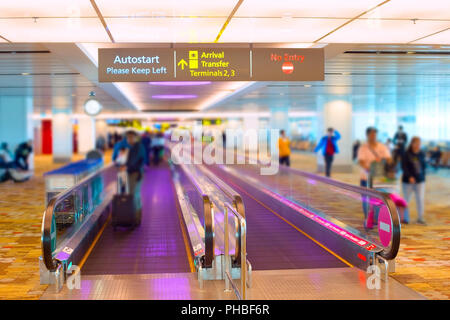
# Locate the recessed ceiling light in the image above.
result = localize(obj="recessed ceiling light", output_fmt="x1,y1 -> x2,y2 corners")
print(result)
21,72 -> 30,75
152,94 -> 197,99
304,84 -> 312,88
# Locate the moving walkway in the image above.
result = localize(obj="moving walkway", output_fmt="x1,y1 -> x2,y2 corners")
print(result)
39,147 -> 422,300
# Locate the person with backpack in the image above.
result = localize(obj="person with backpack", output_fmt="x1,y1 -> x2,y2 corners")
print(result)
401,136 -> 427,225
314,128 -> 341,177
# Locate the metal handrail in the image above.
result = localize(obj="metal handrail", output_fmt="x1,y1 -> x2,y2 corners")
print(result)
224,202 -> 248,300
233,152 -> 401,260
197,164 -> 246,264
41,163 -> 115,271
172,156 -> 215,268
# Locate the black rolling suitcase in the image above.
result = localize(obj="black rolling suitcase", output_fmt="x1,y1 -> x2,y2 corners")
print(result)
112,170 -> 139,230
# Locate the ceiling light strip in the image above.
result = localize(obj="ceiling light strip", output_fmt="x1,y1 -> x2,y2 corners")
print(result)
0,34 -> 12,43
313,0 -> 391,43
90,0 -> 115,43
214,0 -> 244,43
408,27 -> 450,44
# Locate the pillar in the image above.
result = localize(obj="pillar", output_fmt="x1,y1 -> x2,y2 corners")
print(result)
52,97 -> 73,163
77,116 -> 96,154
316,96 -> 353,173
269,106 -> 290,135
0,96 -> 34,169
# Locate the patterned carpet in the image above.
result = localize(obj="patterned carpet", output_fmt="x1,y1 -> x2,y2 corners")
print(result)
0,151 -> 448,299
0,153 -> 84,299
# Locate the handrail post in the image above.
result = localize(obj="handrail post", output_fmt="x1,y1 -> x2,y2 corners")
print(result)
224,207 -> 231,292
240,218 -> 247,300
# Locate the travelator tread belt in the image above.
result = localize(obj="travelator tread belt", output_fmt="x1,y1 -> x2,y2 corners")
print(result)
208,165 -> 348,270
81,164 -> 191,275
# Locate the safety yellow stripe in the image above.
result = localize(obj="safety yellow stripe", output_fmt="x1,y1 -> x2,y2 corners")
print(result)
78,215 -> 111,270
172,181 -> 196,273
227,178 -> 354,268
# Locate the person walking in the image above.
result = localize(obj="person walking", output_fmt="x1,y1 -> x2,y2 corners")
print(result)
124,131 -> 146,220
278,130 -> 291,167
314,128 -> 341,177
401,136 -> 427,225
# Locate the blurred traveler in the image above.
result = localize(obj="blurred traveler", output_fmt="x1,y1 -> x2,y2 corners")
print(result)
352,140 -> 360,161
222,131 -> 227,148
141,131 -> 152,166
152,132 -> 165,165
393,125 -> 408,163
430,146 -> 442,169
358,127 -> 392,188
123,131 -> 146,217
358,127 -> 392,226
15,140 -> 33,171
96,135 -> 106,151
401,137 -> 427,225
314,128 -> 341,177
278,130 -> 291,167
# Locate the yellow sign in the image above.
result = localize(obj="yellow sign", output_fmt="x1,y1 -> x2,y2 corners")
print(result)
175,48 -> 250,81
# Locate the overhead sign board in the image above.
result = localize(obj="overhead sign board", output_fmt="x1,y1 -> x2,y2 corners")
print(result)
98,48 -> 173,82
98,47 -> 324,82
252,48 -> 324,81
174,48 -> 250,81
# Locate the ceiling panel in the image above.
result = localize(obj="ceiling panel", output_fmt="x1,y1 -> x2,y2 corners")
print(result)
0,18 -> 109,42
235,0 -> 381,18
366,0 -> 450,20
105,17 -> 223,42
0,43 -> 126,113
96,0 -> 236,17
321,19 -> 450,43
220,18 -> 345,42
207,47 -> 450,114
0,0 -> 95,17
414,28 -> 450,44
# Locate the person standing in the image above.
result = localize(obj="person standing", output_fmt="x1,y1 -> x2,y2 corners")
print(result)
141,131 -> 152,166
152,132 -> 165,166
124,131 -> 146,220
401,137 -> 427,225
314,128 -> 341,177
278,130 -> 291,167
357,127 -> 392,227
393,125 -> 408,163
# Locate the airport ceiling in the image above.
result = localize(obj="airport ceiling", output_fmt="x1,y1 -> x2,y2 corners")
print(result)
0,1 -> 448,117
0,0 -> 449,44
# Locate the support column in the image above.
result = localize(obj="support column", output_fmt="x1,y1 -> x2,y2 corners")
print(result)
269,106 -> 290,135
242,115 -> 260,151
0,96 -> 34,169
316,96 -> 353,173
52,97 -> 73,163
77,116 -> 96,154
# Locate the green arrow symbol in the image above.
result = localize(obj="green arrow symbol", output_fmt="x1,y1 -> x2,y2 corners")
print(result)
178,59 -> 188,70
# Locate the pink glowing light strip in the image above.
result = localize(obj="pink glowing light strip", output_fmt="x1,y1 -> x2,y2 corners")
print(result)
258,186 -> 377,250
